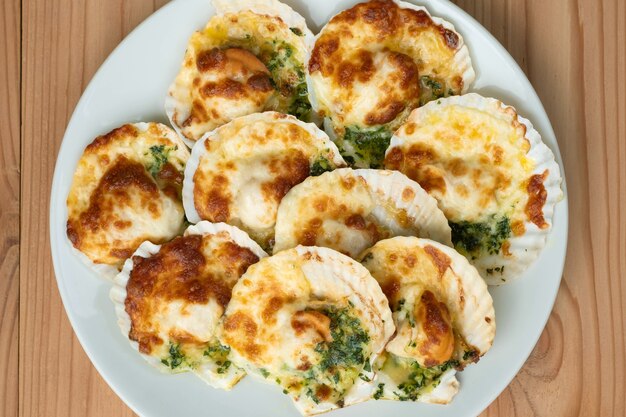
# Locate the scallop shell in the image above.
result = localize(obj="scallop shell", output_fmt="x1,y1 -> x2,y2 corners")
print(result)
360,236 -> 495,403
305,0 -> 475,168
66,122 -> 189,279
216,245 -> 395,415
273,168 -> 451,257
110,221 -> 267,390
166,0 -> 313,146
182,111 -> 345,250
387,93 -> 563,284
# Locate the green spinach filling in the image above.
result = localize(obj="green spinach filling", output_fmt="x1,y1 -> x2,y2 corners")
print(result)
340,126 -> 392,168
264,41 -> 312,121
309,155 -> 334,176
392,358 -> 459,401
147,145 -> 176,178
295,305 -> 371,404
419,75 -> 456,104
203,341 -> 232,374
449,214 -> 511,258
161,343 -> 186,370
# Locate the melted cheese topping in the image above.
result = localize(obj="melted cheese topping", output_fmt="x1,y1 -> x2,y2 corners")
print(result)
308,0 -> 470,131
125,232 -> 260,369
385,97 -> 535,225
188,112 -> 345,249
273,168 -> 450,258
66,123 -> 189,268
168,9 -> 311,142
218,246 -> 394,415
360,236 -> 495,402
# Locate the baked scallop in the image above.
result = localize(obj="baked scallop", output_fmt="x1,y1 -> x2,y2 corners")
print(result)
110,221 -> 267,389
166,0 -> 315,145
183,111 -> 345,250
273,168 -> 451,257
66,123 -> 189,278
385,94 -> 563,283
217,246 -> 395,415
307,0 -> 474,168
359,236 -> 495,404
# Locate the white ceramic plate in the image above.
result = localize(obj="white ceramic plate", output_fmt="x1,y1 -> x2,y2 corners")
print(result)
49,0 -> 568,416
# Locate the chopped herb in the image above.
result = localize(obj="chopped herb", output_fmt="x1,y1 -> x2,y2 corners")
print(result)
359,373 -> 371,382
203,342 -> 230,359
363,360 -> 371,372
310,156 -> 334,176
373,383 -> 385,400
305,387 -> 320,404
420,75 -> 449,102
161,343 -> 185,369
360,252 -> 374,263
450,214 -> 511,257
290,27 -> 304,36
394,298 -> 406,312
341,126 -> 392,168
314,306 -> 370,373
393,358 -> 459,401
260,368 -> 270,378
147,145 -> 176,178
216,360 -> 231,374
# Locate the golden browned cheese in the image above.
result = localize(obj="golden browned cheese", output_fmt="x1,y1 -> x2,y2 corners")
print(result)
413,290 -> 455,367
66,123 -> 188,268
309,0 -> 466,129
179,48 -> 274,135
361,238 -> 488,369
525,170 -> 549,229
125,234 -> 259,354
167,10 -> 311,142
188,113 -> 345,249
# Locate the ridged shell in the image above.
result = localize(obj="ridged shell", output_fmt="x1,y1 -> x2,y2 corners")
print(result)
166,0 -> 313,146
360,236 -> 495,403
66,122 -> 189,278
216,245 -> 395,416
273,168 -> 451,257
387,93 -> 563,284
305,0 -> 475,168
109,221 -> 267,390
182,111 -> 345,249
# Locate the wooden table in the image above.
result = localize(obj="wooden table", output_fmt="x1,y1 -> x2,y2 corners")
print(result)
2,0 -> 624,415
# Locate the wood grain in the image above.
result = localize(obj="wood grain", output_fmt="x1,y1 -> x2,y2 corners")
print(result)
19,1 -> 167,416
0,0 -> 20,415
12,0 -> 626,416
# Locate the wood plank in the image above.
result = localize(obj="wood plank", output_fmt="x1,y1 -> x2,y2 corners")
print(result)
19,1 -> 166,416
16,0 -> 625,416
451,0 -> 626,415
0,0 -> 20,415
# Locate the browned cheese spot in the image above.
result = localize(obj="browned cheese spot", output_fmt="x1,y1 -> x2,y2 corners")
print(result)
415,290 -> 454,367
68,156 -> 159,259
291,310 -> 332,342
423,245 -> 451,277
525,170 -> 549,229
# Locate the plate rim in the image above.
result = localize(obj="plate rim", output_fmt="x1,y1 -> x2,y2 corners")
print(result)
49,0 -> 569,416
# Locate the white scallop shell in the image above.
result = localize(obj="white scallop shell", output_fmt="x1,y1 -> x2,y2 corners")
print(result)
109,221 -> 267,390
217,245 -> 395,415
361,236 -> 495,403
273,168 -> 451,257
66,122 -> 189,279
387,93 -> 563,284
306,0 -> 475,141
165,0 -> 314,147
182,111 -> 345,237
